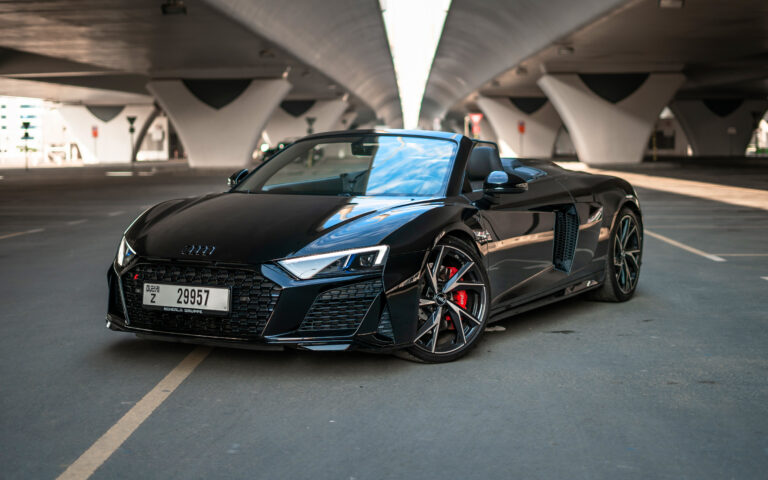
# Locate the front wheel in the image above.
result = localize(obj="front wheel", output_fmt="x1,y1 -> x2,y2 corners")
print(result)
404,236 -> 490,363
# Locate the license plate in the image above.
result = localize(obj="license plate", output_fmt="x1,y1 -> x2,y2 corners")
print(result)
142,283 -> 230,314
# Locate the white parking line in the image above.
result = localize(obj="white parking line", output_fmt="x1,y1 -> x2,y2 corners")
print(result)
107,211 -> 125,217
66,219 -> 88,226
0,228 -> 44,241
105,171 -> 133,177
761,277 -> 768,282
714,253 -> 768,257
57,347 -> 211,480
645,229 -> 726,262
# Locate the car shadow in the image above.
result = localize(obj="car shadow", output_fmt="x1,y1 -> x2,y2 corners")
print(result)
96,291 -> 640,373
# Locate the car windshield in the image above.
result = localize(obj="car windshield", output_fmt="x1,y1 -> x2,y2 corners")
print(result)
234,134 -> 457,197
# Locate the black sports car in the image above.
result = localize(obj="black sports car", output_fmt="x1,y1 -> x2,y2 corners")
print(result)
107,129 -> 643,362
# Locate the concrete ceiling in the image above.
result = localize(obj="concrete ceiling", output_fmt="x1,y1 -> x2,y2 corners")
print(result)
418,0 -> 629,126
204,0 -> 402,126
0,77 -> 152,104
426,0 -> 768,121
0,0 -> 400,122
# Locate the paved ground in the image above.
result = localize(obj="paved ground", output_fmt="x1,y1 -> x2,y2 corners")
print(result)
1,164 -> 767,479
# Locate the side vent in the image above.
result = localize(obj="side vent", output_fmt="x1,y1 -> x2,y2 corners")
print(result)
376,306 -> 395,342
553,206 -> 579,273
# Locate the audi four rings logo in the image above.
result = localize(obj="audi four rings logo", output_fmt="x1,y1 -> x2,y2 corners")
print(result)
181,244 -> 216,256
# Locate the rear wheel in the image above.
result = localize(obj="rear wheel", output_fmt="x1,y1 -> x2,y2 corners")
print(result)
590,207 -> 643,302
404,237 -> 490,363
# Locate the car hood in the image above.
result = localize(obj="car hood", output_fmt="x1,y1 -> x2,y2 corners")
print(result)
128,192 -> 440,264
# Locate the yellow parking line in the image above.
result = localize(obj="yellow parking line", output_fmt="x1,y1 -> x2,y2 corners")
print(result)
645,229 -> 726,262
57,347 -> 211,480
0,228 -> 44,240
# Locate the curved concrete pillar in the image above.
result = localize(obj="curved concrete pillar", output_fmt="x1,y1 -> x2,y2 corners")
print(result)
147,79 -> 290,168
538,73 -> 685,165
261,98 -> 347,145
58,104 -> 154,164
670,99 -> 768,156
477,96 -> 560,158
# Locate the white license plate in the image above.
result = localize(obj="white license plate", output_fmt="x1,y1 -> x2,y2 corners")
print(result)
142,283 -> 230,314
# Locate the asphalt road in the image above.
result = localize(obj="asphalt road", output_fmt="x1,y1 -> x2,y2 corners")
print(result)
1,164 -> 767,479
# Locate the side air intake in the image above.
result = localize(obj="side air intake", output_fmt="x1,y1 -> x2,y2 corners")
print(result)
553,206 -> 579,273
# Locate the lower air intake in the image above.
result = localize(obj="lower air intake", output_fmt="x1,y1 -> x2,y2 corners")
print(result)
298,279 -> 381,333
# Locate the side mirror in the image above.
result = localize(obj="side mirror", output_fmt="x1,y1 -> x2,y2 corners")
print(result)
483,170 -> 528,195
227,169 -> 249,188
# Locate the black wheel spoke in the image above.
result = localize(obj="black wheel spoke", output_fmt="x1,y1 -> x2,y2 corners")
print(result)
430,316 -> 441,353
419,298 -> 436,307
414,306 -> 441,342
623,226 -> 637,248
446,301 -> 466,344
443,261 -> 474,293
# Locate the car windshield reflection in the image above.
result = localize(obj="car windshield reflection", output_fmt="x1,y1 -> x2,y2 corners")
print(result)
234,134 -> 457,197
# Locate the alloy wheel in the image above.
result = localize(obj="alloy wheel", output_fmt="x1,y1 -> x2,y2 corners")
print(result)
613,214 -> 642,294
413,244 -> 488,355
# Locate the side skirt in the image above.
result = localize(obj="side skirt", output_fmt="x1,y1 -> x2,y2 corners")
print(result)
488,273 -> 603,324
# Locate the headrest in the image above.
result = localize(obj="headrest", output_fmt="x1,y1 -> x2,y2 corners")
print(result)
467,146 -> 503,181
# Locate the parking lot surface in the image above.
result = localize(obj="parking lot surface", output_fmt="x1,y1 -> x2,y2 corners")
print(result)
1,164 -> 766,479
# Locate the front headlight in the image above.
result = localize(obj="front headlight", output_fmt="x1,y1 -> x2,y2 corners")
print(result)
278,245 -> 388,280
116,236 -> 136,267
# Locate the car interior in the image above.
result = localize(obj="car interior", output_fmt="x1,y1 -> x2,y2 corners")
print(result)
463,145 -> 547,194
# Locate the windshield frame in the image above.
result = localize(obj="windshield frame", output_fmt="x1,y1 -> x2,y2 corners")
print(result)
232,132 -> 461,198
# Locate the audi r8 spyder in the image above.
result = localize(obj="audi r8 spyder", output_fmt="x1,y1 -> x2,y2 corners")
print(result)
107,129 -> 643,363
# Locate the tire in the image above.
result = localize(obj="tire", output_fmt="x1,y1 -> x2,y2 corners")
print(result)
402,236 -> 490,363
589,207 -> 643,302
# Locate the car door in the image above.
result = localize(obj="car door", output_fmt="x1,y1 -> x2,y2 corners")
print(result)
476,172 -> 574,307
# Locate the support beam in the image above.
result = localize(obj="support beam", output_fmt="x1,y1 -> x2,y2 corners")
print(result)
477,96 -> 560,158
261,98 -> 347,146
57,104 -> 154,164
147,79 -> 291,168
670,99 -> 768,156
538,73 -> 685,165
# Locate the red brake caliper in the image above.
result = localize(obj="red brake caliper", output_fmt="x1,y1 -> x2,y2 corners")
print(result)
444,267 -> 468,330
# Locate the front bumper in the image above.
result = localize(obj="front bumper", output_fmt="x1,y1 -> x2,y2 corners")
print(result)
107,254 -> 425,352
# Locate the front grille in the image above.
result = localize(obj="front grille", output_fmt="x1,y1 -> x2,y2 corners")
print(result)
121,262 -> 280,339
554,206 -> 579,273
298,279 -> 381,333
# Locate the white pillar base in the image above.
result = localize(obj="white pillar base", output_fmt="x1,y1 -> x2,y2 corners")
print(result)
477,96 -> 560,158
261,98 -> 348,146
538,73 -> 685,165
147,79 -> 291,168
670,99 -> 768,156
58,105 -> 154,164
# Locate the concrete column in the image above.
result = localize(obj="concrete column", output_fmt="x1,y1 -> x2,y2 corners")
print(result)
477,96 -> 560,158
670,99 -> 768,156
538,73 -> 685,165
147,79 -> 291,168
261,98 -> 348,146
331,110 -> 358,131
58,104 -> 154,164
